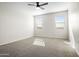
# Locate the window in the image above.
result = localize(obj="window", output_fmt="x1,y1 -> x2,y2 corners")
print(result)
55,16 -> 64,28
36,19 -> 43,29
37,19 -> 43,27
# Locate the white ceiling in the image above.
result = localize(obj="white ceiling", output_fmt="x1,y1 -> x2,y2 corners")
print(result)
0,2 -> 70,15
25,2 -> 70,15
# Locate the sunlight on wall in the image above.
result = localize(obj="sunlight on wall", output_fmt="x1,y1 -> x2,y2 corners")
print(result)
69,27 -> 75,49
69,12 -> 77,49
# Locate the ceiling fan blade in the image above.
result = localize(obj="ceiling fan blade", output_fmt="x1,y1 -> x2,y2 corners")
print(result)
40,3 -> 48,6
28,4 -> 35,6
39,7 -> 45,10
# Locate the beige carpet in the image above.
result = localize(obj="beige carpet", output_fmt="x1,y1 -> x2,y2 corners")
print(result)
0,37 -> 78,57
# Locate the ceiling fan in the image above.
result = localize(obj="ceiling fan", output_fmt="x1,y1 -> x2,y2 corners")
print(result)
28,2 -> 48,10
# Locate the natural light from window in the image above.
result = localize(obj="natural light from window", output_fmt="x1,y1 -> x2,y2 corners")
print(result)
36,19 -> 43,28
55,16 -> 64,28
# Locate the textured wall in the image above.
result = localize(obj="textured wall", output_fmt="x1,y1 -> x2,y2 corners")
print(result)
0,3 -> 34,45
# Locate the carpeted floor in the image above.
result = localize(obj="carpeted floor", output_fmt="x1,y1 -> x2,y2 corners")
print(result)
0,37 -> 78,57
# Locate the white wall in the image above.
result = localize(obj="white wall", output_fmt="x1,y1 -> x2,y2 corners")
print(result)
68,2 -> 79,55
34,11 -> 68,39
33,2 -> 69,39
0,3 -> 34,45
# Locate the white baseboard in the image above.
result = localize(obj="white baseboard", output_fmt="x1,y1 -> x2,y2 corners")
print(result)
75,48 -> 79,56
0,35 -> 33,46
34,36 -> 67,40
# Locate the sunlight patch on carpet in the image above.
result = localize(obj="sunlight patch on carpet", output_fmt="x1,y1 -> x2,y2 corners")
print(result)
33,38 -> 45,47
64,41 -> 70,45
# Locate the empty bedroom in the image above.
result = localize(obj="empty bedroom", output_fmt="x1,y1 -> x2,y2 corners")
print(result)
0,2 -> 79,57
